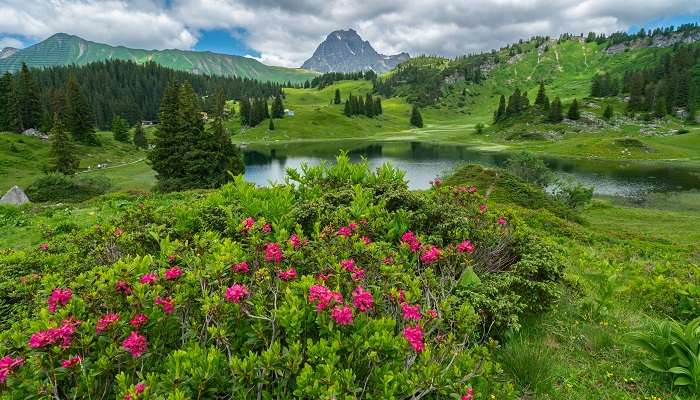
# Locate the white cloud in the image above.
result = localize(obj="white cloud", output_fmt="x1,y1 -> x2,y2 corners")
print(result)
0,0 -> 698,67
0,37 -> 24,49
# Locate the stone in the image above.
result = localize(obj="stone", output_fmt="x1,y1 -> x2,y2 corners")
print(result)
22,128 -> 49,140
0,186 -> 30,205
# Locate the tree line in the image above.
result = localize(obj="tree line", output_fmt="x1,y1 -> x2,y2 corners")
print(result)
239,95 -> 285,127
310,71 -> 377,89
343,93 -> 383,118
493,82 -> 586,123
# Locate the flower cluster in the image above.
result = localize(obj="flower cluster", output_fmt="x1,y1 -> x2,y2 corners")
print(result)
331,305 -> 353,325
340,258 -> 366,281
61,355 -> 81,368
288,234 -> 302,249
277,267 -> 297,281
130,313 -> 148,329
401,231 -> 421,252
308,284 -> 343,312
115,280 -> 132,295
420,245 -> 440,264
264,243 -> 283,263
403,326 -> 425,352
242,217 -> 255,232
225,284 -> 249,304
337,222 -> 358,238
95,312 -> 120,333
351,286 -> 373,312
155,297 -> 174,314
457,240 -> 475,254
28,319 -> 80,349
232,261 -> 249,273
164,266 -> 182,281
0,356 -> 23,383
122,331 -> 148,358
402,303 -> 422,320
47,288 -> 72,313
461,387 -> 474,400
139,273 -> 158,285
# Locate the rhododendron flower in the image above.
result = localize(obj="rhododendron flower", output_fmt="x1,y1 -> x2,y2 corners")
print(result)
308,284 -> 343,312
225,284 -> 249,304
337,226 -> 353,237
28,319 -> 80,349
130,313 -> 148,329
264,243 -> 283,263
340,259 -> 356,272
242,217 -> 255,232
360,236 -> 372,245
348,222 -> 358,231
288,234 -> 302,249
0,356 -> 23,383
164,266 -> 182,281
469,186 -> 478,193
139,273 -> 158,285
383,256 -> 394,265
277,267 -> 297,281
316,272 -> 331,282
114,227 -> 124,237
263,223 -> 271,233
420,246 -> 440,264
331,305 -> 353,325
47,288 -> 72,313
232,261 -> 249,273
403,325 -> 425,352
390,289 -> 406,304
352,287 -> 373,312
155,297 -> 174,314
401,231 -> 421,252
479,204 -> 487,213
61,355 -> 81,368
426,309 -> 438,318
462,387 -> 474,400
122,331 -> 148,358
96,312 -> 120,333
167,254 -> 176,264
498,217 -> 507,225
457,240 -> 475,254
351,268 -> 366,281
115,280 -> 132,295
402,303 -> 422,320
135,383 -> 146,393
430,177 -> 442,187
39,243 -> 49,251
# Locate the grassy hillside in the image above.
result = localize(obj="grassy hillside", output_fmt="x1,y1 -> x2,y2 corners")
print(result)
0,33 -> 316,83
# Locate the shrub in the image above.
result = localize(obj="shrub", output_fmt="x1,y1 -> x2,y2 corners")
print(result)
25,174 -> 112,203
554,181 -> 594,209
504,152 -> 554,188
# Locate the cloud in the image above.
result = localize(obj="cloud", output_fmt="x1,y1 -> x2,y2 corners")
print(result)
0,0 -> 698,67
0,37 -> 24,49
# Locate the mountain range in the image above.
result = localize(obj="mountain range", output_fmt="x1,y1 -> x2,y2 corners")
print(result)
302,29 -> 409,73
0,33 -> 316,83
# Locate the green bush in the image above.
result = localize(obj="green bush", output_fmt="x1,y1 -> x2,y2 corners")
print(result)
25,174 -> 112,203
504,152 -> 554,188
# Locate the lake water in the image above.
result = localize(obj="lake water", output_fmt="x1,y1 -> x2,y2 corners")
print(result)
243,141 -> 700,198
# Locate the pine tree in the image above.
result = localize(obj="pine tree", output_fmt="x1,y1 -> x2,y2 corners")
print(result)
687,81 -> 697,123
334,89 -> 341,105
112,116 -> 130,142
543,95 -> 550,112
374,97 -> 382,115
548,97 -> 563,122
0,72 -> 15,132
344,98 -> 352,117
410,105 -> 423,128
628,73 -> 645,112
365,93 -> 374,117
603,104 -> 614,120
210,87 -> 244,183
535,82 -> 547,105
357,96 -> 365,116
133,122 -> 148,148
271,94 -> 284,118
15,63 -> 42,131
65,74 -> 97,144
494,95 -> 506,122
48,113 -> 79,175
239,98 -> 251,126
268,118 -> 275,130
567,98 -> 581,120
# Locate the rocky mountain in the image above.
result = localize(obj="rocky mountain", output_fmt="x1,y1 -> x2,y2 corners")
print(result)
0,33 -> 316,83
302,29 -> 409,73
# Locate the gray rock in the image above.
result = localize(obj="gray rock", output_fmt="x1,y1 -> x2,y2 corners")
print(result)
0,186 -> 30,205
22,128 -> 49,140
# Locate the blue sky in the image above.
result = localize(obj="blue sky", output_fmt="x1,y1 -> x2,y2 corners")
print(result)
193,29 -> 260,57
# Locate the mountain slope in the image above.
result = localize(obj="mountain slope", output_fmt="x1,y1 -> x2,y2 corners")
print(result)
302,29 -> 409,73
0,33 -> 316,83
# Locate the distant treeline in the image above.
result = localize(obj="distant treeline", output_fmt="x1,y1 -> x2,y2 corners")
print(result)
309,71 -> 377,89
5,60 -> 288,131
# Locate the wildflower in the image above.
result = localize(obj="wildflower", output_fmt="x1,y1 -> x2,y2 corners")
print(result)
115,280 -> 132,295
114,227 -> 124,237
47,288 -> 72,313
130,313 -> 148,329
0,356 -> 23,383
383,256 -> 394,265
340,259 -> 356,272
348,222 -> 358,231
403,325 -> 425,352
122,331 -> 148,358
454,186 -> 468,194
462,387 -> 474,400
264,243 -> 283,263
331,305 -> 353,325
390,289 -> 406,304
96,312 -> 120,333
263,223 -> 272,233
39,243 -> 49,251
360,236 -> 372,245
225,284 -> 249,304
457,240 -> 475,254
61,355 -> 81,368
242,217 -> 255,232
28,319 -> 80,349
337,226 -> 353,237
232,261 -> 249,273
316,272 -> 331,282
497,217 -> 507,226
430,177 -> 442,187
402,303 -> 422,320
164,266 -> 182,281
155,297 -> 174,314
351,268 -> 366,281
278,267 -> 297,281
352,287 -> 373,312
167,254 -> 176,264
420,246 -> 440,264
479,204 -> 487,213
426,309 -> 438,318
135,383 -> 146,394
401,231 -> 421,252
288,234 -> 302,249
308,285 -> 343,312
139,273 -> 158,285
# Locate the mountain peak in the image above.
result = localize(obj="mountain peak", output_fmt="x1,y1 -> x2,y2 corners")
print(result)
302,29 -> 409,73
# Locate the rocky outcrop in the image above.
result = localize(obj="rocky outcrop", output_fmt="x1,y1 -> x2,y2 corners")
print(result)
0,47 -> 18,59
302,29 -> 409,73
0,186 -> 30,205
606,30 -> 700,55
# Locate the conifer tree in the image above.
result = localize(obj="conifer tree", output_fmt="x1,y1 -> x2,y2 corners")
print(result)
263,99 -> 270,119
0,72 -> 15,132
628,73 -> 645,112
357,96 -> 364,116
334,89 -> 341,104
210,87 -> 244,183
112,116 -> 129,142
365,93 -> 374,117
567,98 -> 581,120
374,97 -> 382,115
494,95 -> 506,122
239,98 -> 251,126
49,113 -> 79,175
271,94 -> 285,118
65,74 -> 97,144
15,63 -> 42,131
603,104 -> 614,120
543,96 -> 550,112
410,105 -> 423,128
133,122 -> 148,149
687,82 -> 697,123
535,82 -> 547,105
548,97 -> 563,122
268,118 -> 275,130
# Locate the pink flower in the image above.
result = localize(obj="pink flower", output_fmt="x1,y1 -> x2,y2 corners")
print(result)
122,331 -> 148,358
348,222 -> 358,231
47,288 -> 72,313
225,284 -> 249,304
337,226 -> 353,237
402,303 -> 422,320
155,297 -> 174,314
462,387 -> 474,400
232,261 -> 249,273
39,243 -> 49,251
164,266 -> 182,281
426,309 -> 438,318
167,255 -> 176,264
383,256 -> 394,265
264,243 -> 284,263
130,313 -> 148,329
242,217 -> 255,232
96,312 -> 120,333
479,204 -> 487,213
28,319 -> 80,349
420,246 -> 440,264
331,305 -> 353,325
469,186 -> 478,193
316,272 -> 331,282
135,383 -> 146,394
391,289 -> 406,304
114,227 -> 124,238
401,231 -> 421,252
457,240 -> 475,254
263,223 -> 271,233
360,236 -> 372,245
351,268 -> 366,281
288,234 -> 302,249
340,259 -> 356,272
352,287 -> 373,312
115,280 -> 132,295
0,356 -> 24,384
61,355 -> 81,368
430,177 -> 442,187
277,267 -> 297,281
498,217 -> 507,226
139,273 -> 158,285
308,284 -> 343,312
403,325 -> 425,352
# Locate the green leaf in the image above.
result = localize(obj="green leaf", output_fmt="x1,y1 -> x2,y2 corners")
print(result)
642,360 -> 667,373
673,376 -> 692,386
458,267 -> 481,288
667,366 -> 690,375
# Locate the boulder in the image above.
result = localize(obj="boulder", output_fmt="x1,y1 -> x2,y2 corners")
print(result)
22,128 -> 49,140
0,186 -> 30,205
